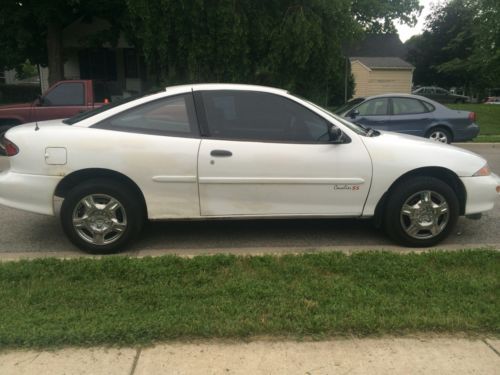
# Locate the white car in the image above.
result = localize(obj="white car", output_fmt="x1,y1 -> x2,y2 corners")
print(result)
1,84 -> 499,253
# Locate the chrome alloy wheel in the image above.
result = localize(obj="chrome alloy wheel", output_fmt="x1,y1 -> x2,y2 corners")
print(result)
429,130 -> 448,143
72,194 -> 127,245
400,190 -> 449,240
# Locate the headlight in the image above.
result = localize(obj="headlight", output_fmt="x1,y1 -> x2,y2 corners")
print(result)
473,164 -> 491,176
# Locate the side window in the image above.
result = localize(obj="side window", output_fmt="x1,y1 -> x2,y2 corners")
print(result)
201,91 -> 330,142
44,83 -> 85,106
95,94 -> 199,137
392,98 -> 428,115
355,98 -> 389,116
436,88 -> 448,95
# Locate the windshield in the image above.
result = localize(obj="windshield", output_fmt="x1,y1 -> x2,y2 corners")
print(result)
334,98 -> 364,115
63,89 -> 163,125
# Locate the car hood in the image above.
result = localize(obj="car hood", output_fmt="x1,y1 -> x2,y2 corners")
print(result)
361,130 -> 486,177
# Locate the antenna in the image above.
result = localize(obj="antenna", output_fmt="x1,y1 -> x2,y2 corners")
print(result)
32,94 -> 39,131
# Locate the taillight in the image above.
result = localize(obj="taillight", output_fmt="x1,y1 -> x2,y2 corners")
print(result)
3,137 -> 19,156
468,112 -> 476,122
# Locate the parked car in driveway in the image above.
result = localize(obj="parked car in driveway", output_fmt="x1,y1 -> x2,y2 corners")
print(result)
412,86 -> 469,104
336,93 -> 479,144
0,80 -> 109,136
1,84 -> 499,253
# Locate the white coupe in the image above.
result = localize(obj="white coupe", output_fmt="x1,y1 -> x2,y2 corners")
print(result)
1,84 -> 499,253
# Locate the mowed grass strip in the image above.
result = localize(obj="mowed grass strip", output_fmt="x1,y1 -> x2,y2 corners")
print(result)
448,103 -> 500,137
0,251 -> 498,348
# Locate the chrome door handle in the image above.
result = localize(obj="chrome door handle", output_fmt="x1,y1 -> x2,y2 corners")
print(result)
210,150 -> 232,157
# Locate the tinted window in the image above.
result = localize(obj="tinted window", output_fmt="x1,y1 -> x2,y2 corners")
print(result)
44,83 -> 85,106
392,98 -> 428,115
95,94 -> 199,136
201,91 -> 330,142
356,98 -> 389,116
436,88 -> 448,95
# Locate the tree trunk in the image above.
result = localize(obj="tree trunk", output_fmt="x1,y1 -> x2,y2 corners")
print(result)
47,21 -> 64,85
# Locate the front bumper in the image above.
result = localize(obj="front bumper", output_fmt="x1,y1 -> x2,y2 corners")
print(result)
0,170 -> 62,215
460,173 -> 500,215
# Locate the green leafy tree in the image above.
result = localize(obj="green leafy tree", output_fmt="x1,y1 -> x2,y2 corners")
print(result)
1,0 -> 421,104
125,0 -> 420,104
0,0 -> 126,85
406,0 -> 500,95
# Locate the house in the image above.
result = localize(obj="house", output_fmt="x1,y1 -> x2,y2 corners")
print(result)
29,17 -> 154,98
347,34 -> 414,98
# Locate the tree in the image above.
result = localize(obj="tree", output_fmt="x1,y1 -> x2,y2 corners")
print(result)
1,0 -> 421,103
406,0 -> 500,95
125,0 -> 421,104
0,0 -> 125,85
352,0 -> 422,33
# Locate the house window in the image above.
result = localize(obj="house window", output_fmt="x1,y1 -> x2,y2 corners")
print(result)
79,48 -> 117,81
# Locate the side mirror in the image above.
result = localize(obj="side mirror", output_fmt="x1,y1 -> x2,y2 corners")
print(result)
349,109 -> 359,119
328,124 -> 345,144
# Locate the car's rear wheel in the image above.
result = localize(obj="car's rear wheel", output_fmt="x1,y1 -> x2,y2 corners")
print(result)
384,177 -> 459,247
426,127 -> 452,144
60,179 -> 144,254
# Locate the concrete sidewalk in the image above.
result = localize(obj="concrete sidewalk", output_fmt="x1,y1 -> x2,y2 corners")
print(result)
1,338 -> 499,375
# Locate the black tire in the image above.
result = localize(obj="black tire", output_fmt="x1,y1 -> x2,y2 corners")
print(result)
426,127 -> 452,144
384,177 -> 459,247
60,178 -> 144,254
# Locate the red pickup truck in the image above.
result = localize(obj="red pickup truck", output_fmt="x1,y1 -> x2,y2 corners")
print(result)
0,80 -> 108,135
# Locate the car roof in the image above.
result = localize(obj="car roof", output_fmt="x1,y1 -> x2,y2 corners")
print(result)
165,83 -> 289,96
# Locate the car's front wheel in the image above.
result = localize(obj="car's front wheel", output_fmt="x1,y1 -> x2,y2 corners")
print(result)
384,177 -> 459,247
60,179 -> 144,254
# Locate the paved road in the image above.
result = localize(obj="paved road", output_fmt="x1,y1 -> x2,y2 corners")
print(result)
0,143 -> 499,258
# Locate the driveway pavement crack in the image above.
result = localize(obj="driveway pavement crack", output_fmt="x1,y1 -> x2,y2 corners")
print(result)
129,347 -> 142,375
482,339 -> 500,357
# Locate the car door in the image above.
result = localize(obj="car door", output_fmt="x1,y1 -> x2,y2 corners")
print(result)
34,82 -> 90,121
196,90 -> 372,216
92,93 -> 202,218
386,97 -> 434,137
347,98 -> 391,131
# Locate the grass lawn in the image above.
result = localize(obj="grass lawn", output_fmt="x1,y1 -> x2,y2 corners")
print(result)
448,104 -> 500,141
0,251 -> 498,349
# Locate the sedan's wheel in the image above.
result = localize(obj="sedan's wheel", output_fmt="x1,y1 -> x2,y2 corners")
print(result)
61,179 -> 144,254
384,177 -> 459,247
427,128 -> 451,144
